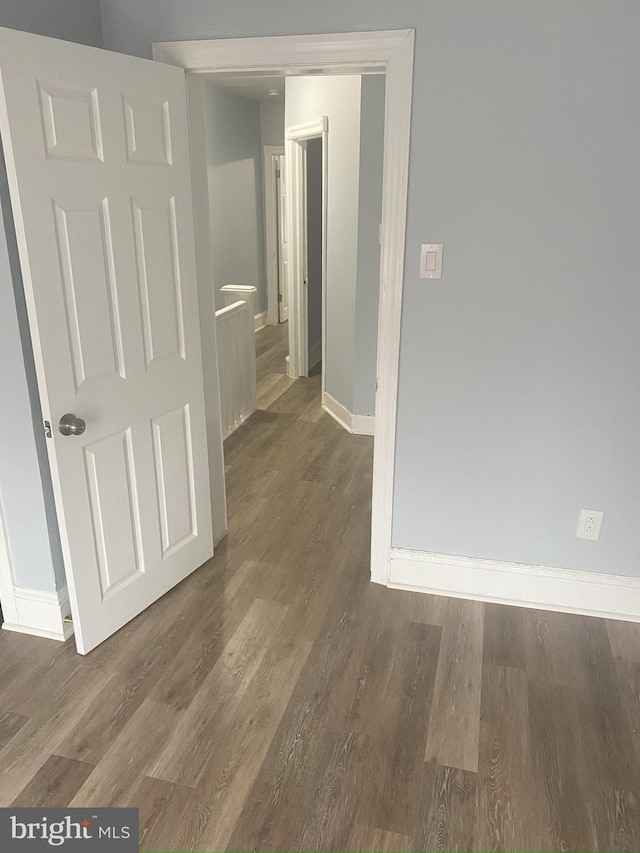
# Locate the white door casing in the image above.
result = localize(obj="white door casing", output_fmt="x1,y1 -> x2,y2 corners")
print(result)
285,117 -> 328,379
263,146 -> 285,326
0,27 -> 214,653
277,155 -> 289,324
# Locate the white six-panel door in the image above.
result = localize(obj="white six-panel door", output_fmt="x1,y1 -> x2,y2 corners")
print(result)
0,27 -> 214,653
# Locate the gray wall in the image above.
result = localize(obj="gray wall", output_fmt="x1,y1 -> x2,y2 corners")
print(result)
89,1 -> 640,577
392,1 -> 640,577
306,137 -> 323,367
0,0 -> 102,45
353,74 -> 385,417
0,0 -> 103,594
204,83 -> 267,313
260,101 -> 285,148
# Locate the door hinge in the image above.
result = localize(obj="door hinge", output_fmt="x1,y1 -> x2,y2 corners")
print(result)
43,420 -> 52,438
63,615 -> 73,624
278,293 -> 283,302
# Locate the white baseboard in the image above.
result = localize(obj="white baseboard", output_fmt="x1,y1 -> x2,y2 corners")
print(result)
322,391 -> 375,436
308,339 -> 322,370
352,414 -> 375,436
387,547 -> 640,623
254,311 -> 267,332
2,585 -> 73,641
322,391 -> 351,431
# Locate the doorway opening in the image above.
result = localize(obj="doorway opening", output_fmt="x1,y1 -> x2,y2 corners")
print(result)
284,116 -> 328,385
199,71 -> 381,447
264,145 -> 288,326
154,31 -> 414,584
305,136 -> 324,378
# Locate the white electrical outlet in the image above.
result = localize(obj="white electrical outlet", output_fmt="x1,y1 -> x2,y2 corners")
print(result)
577,509 -> 604,541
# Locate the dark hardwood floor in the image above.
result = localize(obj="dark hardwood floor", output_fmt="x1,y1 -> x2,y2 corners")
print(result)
1,322 -> 640,851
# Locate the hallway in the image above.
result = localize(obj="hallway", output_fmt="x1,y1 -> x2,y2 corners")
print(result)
0,325 -> 639,850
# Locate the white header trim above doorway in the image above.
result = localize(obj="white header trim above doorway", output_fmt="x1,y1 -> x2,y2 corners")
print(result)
286,117 -> 329,141
153,30 -> 414,74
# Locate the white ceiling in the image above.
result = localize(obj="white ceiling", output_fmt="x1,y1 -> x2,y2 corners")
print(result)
204,70 -> 385,103
206,75 -> 285,103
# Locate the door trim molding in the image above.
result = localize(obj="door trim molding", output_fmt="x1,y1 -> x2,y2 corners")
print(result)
388,548 -> 640,623
263,145 -> 284,326
154,30 -> 415,73
285,116 -> 328,381
154,29 -> 414,584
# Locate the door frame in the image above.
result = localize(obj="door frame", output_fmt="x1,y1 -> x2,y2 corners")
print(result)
153,29 -> 414,585
285,117 -> 328,381
263,145 -> 284,327
276,152 -> 288,325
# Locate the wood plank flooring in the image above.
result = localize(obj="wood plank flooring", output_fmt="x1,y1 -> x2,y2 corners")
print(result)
2,322 -> 640,851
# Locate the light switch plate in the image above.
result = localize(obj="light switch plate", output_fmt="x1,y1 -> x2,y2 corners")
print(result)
420,243 -> 443,279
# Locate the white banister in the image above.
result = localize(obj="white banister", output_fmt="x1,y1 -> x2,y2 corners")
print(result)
220,284 -> 258,325
215,300 -> 257,439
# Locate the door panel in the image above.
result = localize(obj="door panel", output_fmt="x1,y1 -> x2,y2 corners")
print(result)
84,429 -> 143,596
151,404 -> 196,556
53,199 -> 124,388
0,26 -> 214,653
123,97 -> 172,166
38,82 -> 103,162
132,197 -> 185,365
